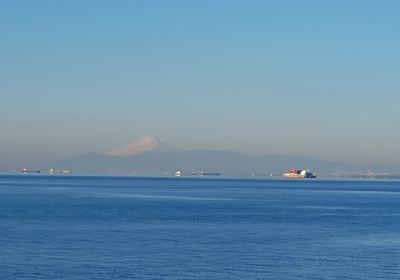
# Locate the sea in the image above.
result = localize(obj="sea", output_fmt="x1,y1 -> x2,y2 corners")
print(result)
1,175 -> 400,279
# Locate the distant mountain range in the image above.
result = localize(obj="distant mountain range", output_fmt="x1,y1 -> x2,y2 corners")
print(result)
49,150 -> 353,175
41,136 -> 397,176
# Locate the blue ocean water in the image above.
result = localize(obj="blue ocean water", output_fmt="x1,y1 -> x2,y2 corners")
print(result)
1,175 -> 400,279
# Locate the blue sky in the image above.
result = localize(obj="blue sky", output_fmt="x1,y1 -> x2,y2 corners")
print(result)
1,0 -> 399,167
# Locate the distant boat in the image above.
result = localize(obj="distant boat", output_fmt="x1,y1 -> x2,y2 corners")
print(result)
22,168 -> 40,173
175,170 -> 182,177
199,171 -> 220,176
283,169 -> 316,178
48,168 -> 70,174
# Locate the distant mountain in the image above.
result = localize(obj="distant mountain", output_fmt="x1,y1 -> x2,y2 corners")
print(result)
107,135 -> 178,156
48,149 -> 369,176
41,136 -> 398,175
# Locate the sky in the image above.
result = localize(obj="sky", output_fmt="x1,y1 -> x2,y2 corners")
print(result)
1,0 -> 400,167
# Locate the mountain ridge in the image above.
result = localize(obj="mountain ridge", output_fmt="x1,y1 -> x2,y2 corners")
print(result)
46,149 -> 381,176
106,135 -> 178,156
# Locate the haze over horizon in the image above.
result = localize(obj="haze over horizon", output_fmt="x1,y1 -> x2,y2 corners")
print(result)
1,1 -> 400,168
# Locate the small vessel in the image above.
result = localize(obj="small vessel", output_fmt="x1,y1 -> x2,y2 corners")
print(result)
48,168 -> 70,174
283,169 -> 316,178
199,171 -> 220,176
21,168 -> 40,173
175,170 -> 182,177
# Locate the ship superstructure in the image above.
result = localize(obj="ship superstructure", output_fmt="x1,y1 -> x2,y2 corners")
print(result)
283,169 -> 316,178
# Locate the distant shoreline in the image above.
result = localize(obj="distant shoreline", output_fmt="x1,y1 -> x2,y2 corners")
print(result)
1,171 -> 400,181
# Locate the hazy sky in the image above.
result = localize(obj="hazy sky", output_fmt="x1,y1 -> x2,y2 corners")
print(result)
1,0 -> 399,167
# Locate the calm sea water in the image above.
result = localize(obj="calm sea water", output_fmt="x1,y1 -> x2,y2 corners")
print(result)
1,175 -> 400,279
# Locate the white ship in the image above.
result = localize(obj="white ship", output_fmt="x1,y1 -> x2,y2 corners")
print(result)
283,169 -> 316,178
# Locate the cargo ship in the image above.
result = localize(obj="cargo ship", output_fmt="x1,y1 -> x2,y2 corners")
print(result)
199,171 -> 220,176
21,168 -> 40,173
283,169 -> 316,178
